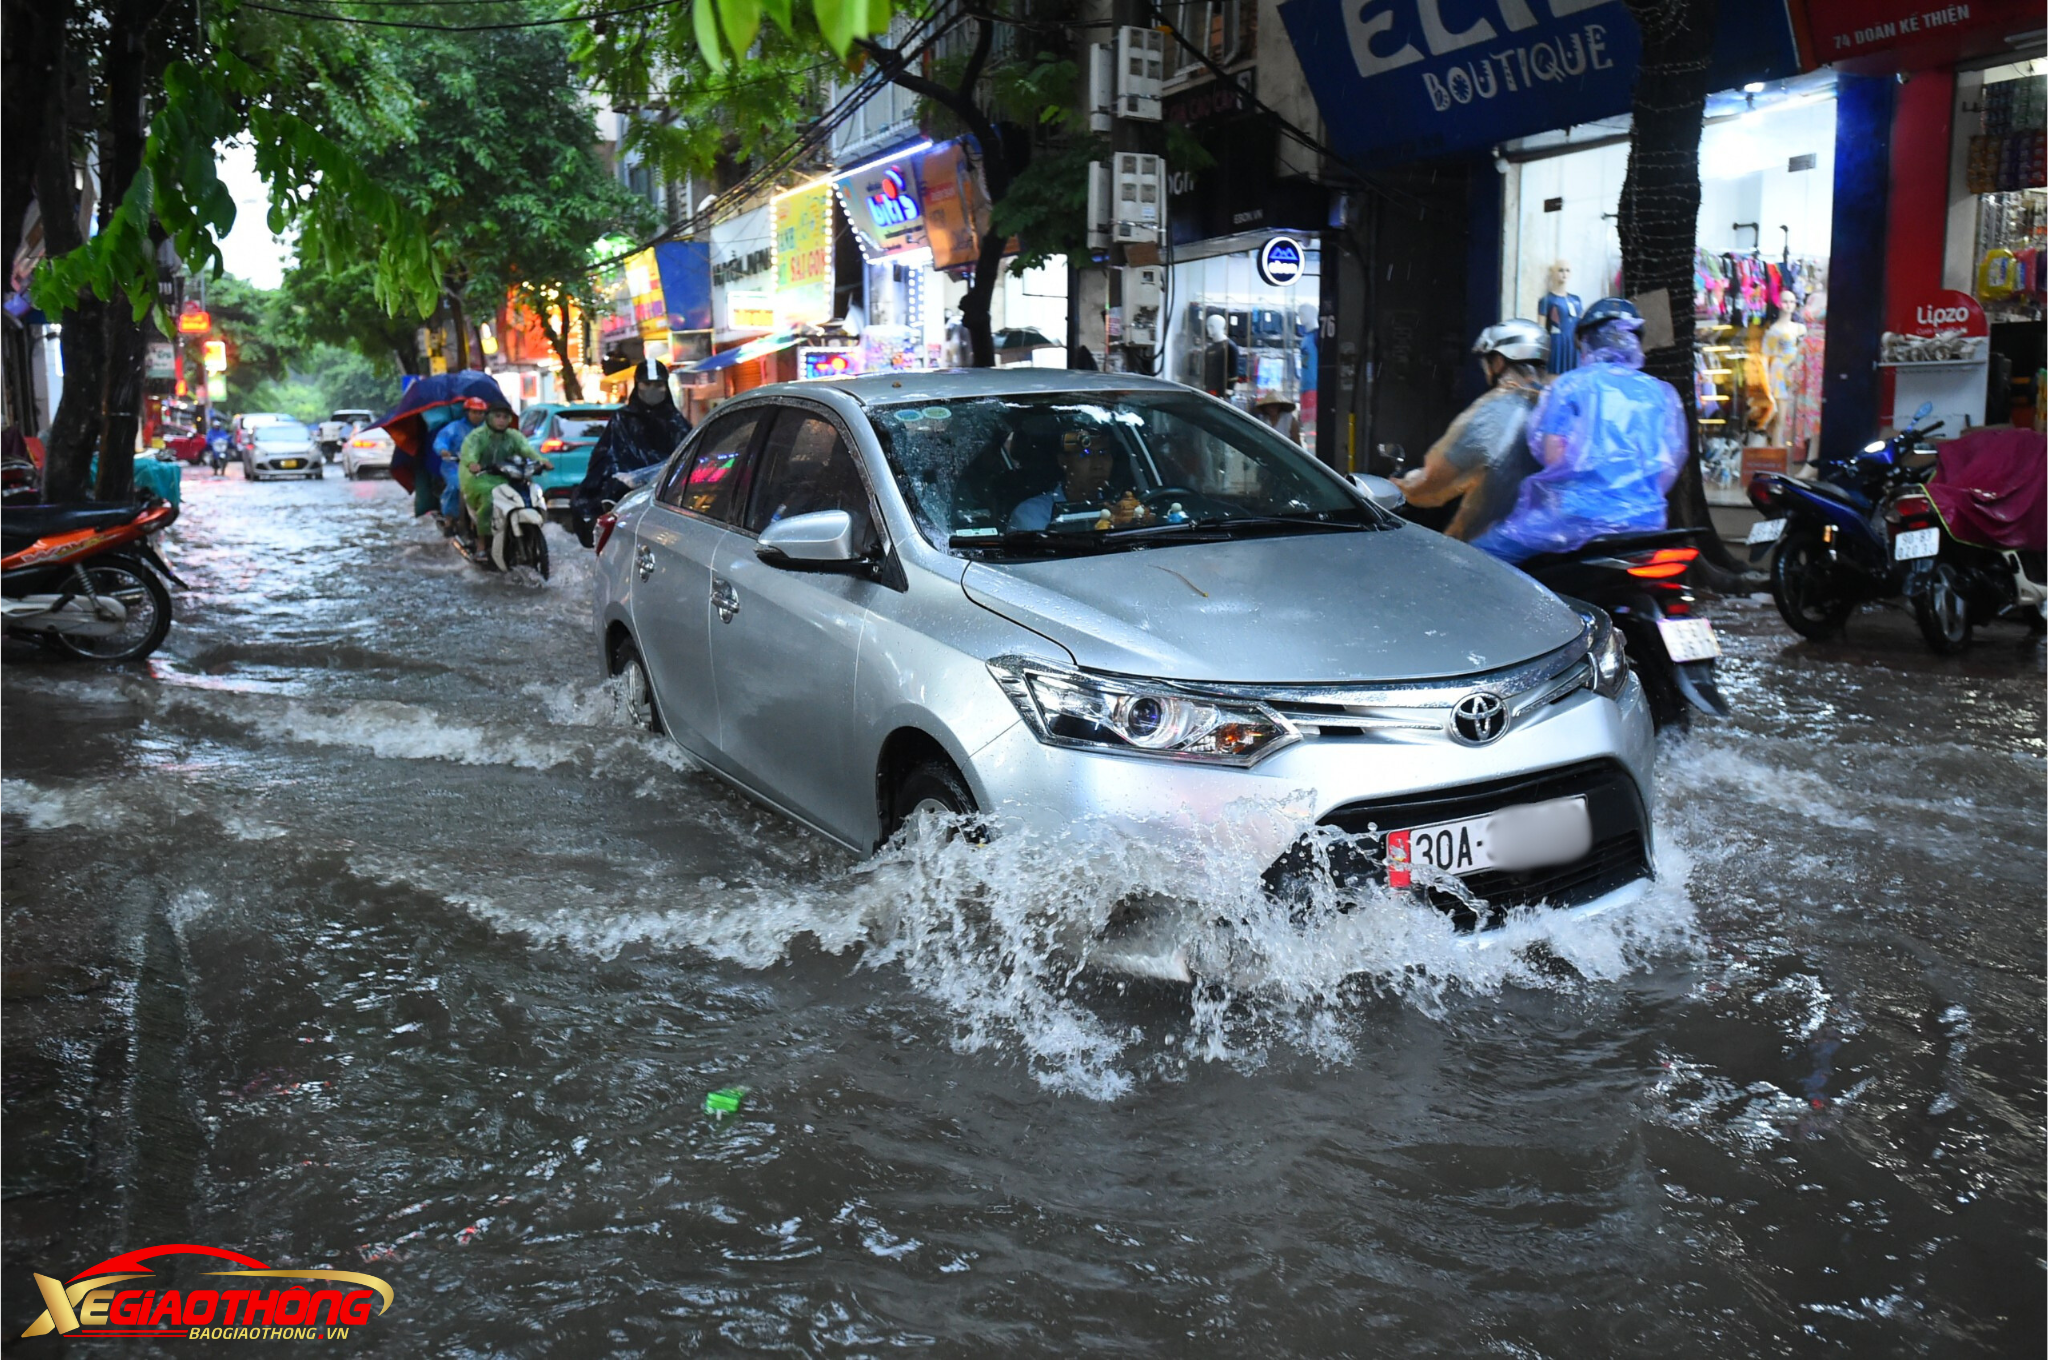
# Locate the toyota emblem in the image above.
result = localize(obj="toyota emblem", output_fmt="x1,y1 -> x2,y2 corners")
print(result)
1450,691 -> 1507,745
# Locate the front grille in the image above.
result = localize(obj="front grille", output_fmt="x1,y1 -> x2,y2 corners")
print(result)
1266,760 -> 1651,930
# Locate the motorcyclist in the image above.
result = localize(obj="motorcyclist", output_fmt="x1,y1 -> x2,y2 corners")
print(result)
570,358 -> 691,546
1398,319 -> 1548,541
428,398 -> 487,533
459,397 -> 550,544
1470,297 -> 1688,564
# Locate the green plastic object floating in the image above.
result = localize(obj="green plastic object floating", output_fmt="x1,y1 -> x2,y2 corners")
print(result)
704,1088 -> 745,1116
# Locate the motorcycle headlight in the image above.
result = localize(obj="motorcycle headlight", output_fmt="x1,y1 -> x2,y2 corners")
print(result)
1578,607 -> 1631,700
987,657 -> 1297,767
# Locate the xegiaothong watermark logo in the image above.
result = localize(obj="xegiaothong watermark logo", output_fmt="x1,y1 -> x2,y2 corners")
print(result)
19,1243 -> 395,1342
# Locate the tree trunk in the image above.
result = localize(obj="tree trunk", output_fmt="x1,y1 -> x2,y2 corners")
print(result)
35,11 -> 102,504
860,20 -> 1006,366
1618,0 -> 1744,576
447,291 -> 472,371
1,0 -> 61,269
92,7 -> 156,504
532,292 -> 583,401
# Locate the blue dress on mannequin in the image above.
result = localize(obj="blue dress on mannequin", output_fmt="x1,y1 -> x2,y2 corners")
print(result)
1540,291 -> 1582,374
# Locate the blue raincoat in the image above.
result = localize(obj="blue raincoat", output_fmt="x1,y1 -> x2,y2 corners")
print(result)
1471,327 -> 1687,563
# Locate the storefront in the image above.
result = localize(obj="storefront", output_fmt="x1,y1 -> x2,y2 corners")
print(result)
1157,232 -> 1322,455
1504,73 -> 1839,500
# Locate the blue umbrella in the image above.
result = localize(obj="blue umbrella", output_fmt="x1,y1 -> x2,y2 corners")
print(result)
369,373 -> 508,493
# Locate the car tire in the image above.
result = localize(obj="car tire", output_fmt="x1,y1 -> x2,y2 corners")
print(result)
889,758 -> 979,843
614,638 -> 663,734
312,465 -> 324,480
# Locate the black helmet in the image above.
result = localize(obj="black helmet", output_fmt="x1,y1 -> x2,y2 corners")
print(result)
485,395 -> 514,415
1575,297 -> 1643,337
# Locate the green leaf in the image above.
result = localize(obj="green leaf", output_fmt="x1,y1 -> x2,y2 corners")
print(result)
718,0 -> 761,59
693,0 -> 727,71
759,0 -> 792,35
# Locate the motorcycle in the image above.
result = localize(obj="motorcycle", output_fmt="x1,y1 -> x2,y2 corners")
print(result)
453,454 -> 550,580
1,499 -> 186,661
205,429 -> 233,476
1516,530 -> 1731,730
1745,401 -> 1941,639
1891,433 -> 2048,654
1369,474 -> 1729,732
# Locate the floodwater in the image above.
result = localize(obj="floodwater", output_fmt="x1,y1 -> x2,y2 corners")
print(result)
3,467 -> 2042,1356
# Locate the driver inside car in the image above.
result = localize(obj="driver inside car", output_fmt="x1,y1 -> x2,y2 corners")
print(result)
1007,429 -> 1152,531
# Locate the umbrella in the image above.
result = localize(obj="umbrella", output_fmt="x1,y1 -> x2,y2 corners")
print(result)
369,372 -> 510,493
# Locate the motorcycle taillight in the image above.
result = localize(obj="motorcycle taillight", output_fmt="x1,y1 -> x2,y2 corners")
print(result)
1890,494 -> 1932,523
1625,546 -> 1699,579
1746,473 -> 1777,511
594,512 -> 618,556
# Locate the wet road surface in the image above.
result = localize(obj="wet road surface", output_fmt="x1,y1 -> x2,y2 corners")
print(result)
3,467 -> 2042,1356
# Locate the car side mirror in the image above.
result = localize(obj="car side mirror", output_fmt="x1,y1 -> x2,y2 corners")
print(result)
757,509 -> 866,571
1352,473 -> 1406,512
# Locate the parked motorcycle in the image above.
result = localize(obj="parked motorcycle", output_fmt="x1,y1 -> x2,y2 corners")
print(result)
1745,401 -> 1942,639
1891,427 -> 2048,653
453,454 -> 550,580
1516,529 -> 1731,730
1,499 -> 186,661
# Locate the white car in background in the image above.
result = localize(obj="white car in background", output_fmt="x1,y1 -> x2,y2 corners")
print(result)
341,426 -> 396,479
243,420 -> 322,481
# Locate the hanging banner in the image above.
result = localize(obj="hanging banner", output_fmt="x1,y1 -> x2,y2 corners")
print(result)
653,241 -> 712,333
1277,0 -> 1801,166
773,182 -> 834,327
918,140 -> 987,273
836,148 -> 932,258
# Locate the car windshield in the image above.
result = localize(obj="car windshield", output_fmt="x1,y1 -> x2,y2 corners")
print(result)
867,391 -> 1375,555
554,412 -> 613,441
255,423 -> 310,443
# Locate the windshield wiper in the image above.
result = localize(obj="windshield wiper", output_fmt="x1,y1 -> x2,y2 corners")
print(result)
946,529 -> 1119,556
1099,513 -> 1373,542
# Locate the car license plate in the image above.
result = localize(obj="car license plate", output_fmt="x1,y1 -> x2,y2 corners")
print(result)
1656,616 -> 1722,662
1385,795 -> 1592,884
1746,517 -> 1787,545
279,458 -> 303,469
1894,526 -> 1940,561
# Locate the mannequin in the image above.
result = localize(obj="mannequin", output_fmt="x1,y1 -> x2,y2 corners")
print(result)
1761,289 -> 1805,448
1538,261 -> 1583,375
1201,312 -> 1242,398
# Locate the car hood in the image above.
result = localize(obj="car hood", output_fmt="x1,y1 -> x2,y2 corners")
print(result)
959,527 -> 1582,683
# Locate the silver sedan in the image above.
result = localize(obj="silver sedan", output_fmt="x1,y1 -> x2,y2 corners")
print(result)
592,370 -> 1655,944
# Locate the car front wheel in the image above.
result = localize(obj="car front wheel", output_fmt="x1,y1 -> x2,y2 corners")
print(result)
888,758 -> 978,843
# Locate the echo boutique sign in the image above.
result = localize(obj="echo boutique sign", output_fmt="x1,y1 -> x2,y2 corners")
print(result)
1278,0 -> 1801,165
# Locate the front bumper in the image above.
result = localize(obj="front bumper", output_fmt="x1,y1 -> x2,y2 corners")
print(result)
964,676 -> 1657,899
253,451 -> 317,472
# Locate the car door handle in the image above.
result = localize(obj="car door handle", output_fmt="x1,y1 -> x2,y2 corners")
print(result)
711,575 -> 739,624
635,545 -> 655,581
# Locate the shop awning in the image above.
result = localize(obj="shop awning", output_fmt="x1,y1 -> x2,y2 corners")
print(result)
675,331 -> 800,374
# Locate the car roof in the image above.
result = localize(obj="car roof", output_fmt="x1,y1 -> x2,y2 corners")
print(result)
553,406 -> 616,415
737,368 -> 1190,408
331,409 -> 373,417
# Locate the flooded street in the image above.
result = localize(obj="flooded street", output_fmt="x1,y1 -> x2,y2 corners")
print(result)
4,468 -> 2042,1356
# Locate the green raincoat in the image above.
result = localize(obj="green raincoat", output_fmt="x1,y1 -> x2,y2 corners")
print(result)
458,424 -> 541,536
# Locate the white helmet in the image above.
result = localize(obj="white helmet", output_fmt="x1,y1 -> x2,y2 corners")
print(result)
1473,319 -> 1548,366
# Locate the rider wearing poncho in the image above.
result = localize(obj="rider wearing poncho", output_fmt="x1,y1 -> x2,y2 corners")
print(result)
459,398 -> 550,538
1471,297 -> 1688,564
571,358 -> 692,546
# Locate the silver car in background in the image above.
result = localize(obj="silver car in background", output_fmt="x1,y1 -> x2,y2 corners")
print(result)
592,370 -> 1656,942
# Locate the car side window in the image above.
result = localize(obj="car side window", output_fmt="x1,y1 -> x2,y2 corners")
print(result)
520,408 -> 545,437
744,411 -> 875,545
658,409 -> 762,522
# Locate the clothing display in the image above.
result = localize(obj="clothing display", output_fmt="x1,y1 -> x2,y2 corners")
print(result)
1539,291 -> 1582,375
1693,246 -> 1828,462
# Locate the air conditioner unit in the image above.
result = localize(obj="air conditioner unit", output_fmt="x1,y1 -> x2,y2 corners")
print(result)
1113,153 -> 1163,244
1116,27 -> 1165,121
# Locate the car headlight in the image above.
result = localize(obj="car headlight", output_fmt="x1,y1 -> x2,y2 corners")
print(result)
1577,606 -> 1630,699
987,657 -> 1297,766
